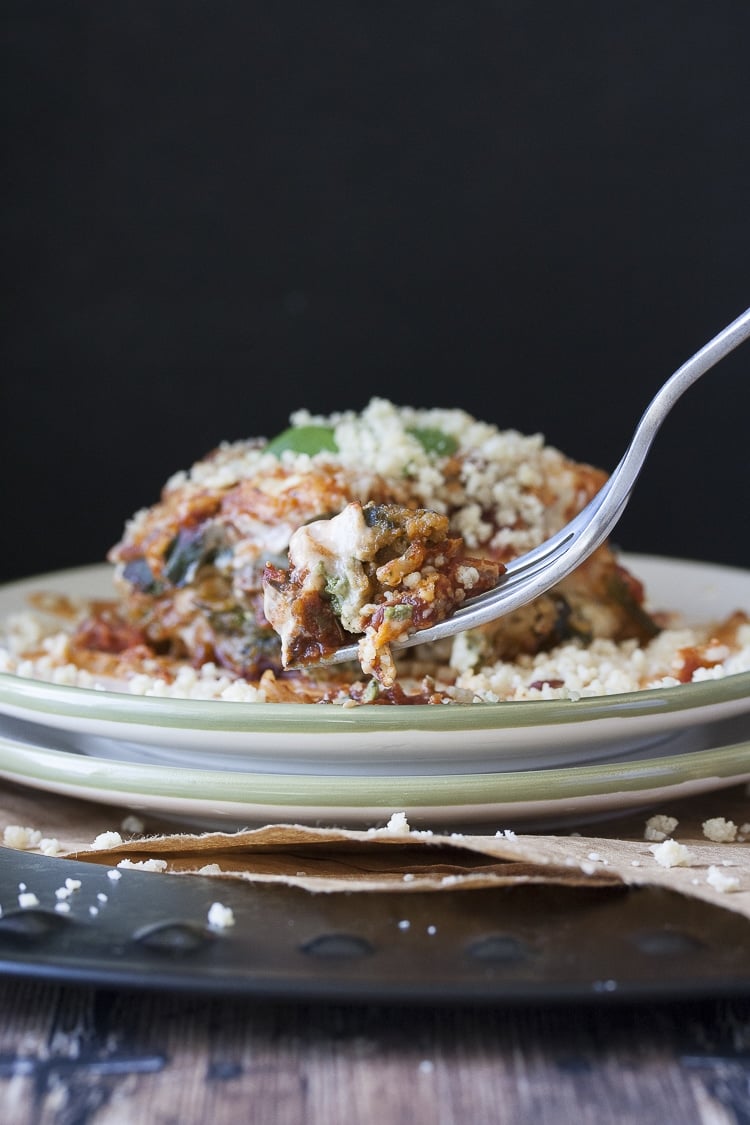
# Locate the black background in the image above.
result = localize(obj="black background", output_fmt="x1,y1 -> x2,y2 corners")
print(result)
2,1 -> 749,585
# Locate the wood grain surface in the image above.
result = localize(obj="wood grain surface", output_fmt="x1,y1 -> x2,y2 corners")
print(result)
1,979 -> 749,1124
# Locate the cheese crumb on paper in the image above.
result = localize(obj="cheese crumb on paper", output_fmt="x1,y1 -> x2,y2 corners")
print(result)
706,865 -> 741,893
3,825 -> 42,850
649,839 -> 694,868
702,818 -> 738,843
92,831 -> 124,851
644,814 -> 679,842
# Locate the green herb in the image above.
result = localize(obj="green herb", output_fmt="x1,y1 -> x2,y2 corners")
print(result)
383,604 -> 413,621
361,678 -> 381,703
266,425 -> 338,458
407,427 -> 458,457
324,573 -> 350,617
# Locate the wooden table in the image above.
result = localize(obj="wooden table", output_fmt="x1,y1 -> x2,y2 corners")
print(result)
1,976 -> 749,1124
2,798 -> 750,1123
1,844 -> 750,1123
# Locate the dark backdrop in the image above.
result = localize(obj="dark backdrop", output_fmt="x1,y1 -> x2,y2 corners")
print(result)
2,1 -> 749,585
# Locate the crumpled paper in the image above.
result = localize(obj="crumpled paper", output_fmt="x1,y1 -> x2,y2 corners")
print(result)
2,779 -> 750,920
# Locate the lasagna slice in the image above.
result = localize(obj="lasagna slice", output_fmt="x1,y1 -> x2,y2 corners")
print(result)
65,400 -> 663,702
262,501 -> 502,685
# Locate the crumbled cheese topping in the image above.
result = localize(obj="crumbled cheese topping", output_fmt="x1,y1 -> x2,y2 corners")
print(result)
3,825 -> 42,850
702,817 -> 738,843
649,839 -> 694,868
384,811 -> 411,836
172,400 -> 565,557
644,814 -> 679,842
91,831 -> 124,851
207,902 -> 235,929
706,865 -> 741,893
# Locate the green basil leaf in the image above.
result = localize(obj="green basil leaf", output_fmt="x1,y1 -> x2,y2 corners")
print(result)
266,425 -> 338,457
407,427 -> 458,457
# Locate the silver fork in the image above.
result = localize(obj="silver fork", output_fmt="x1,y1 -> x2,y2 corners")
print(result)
324,305 -> 750,664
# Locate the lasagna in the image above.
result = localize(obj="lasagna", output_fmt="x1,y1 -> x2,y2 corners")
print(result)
55,398 -> 671,703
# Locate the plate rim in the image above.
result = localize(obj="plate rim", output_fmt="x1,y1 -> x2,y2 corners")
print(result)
2,727 -> 750,809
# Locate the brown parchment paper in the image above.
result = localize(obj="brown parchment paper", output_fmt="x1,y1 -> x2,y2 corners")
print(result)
2,779 -> 750,921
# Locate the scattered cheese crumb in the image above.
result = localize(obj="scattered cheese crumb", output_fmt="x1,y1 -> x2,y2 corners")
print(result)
207,902 -> 235,929
18,892 -> 40,908
39,838 -> 61,857
702,817 -> 738,843
198,864 -> 223,875
89,906 -> 99,916
649,839 -> 694,868
427,925 -> 437,935
580,861 -> 597,875
54,902 -> 71,914
65,878 -> 81,892
120,815 -> 145,835
384,811 -> 411,835
116,858 -> 168,872
397,919 -> 411,930
55,888 -> 70,901
644,814 -> 679,842
106,869 -> 122,881
402,873 -> 415,883
706,865 -> 741,893
96,893 -> 108,903
3,825 -> 42,850
91,831 -> 123,851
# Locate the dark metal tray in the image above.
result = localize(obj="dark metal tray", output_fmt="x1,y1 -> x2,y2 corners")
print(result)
1,850 -> 749,1005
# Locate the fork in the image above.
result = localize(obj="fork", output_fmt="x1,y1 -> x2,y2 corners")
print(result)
323,305 -> 750,664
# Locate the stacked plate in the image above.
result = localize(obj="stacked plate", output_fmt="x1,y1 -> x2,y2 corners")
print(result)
1,555 -> 749,829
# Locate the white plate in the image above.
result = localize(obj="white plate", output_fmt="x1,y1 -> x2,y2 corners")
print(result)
0,720 -> 749,829
1,556 -> 750,775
